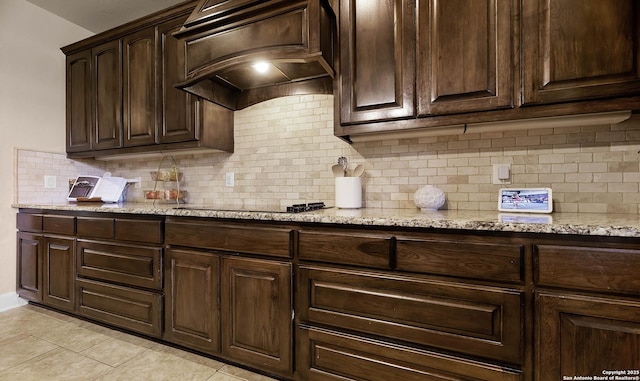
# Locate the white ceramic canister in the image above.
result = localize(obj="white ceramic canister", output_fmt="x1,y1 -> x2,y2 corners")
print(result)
335,177 -> 362,208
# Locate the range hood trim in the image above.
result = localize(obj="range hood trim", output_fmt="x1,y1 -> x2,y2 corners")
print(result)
175,0 -> 336,110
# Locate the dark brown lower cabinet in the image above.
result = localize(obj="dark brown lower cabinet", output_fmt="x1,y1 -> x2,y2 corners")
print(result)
164,248 -> 220,353
42,236 -> 75,312
297,325 -> 523,381
16,231 -> 42,302
76,278 -> 162,337
221,256 -> 293,377
536,292 -> 640,381
298,265 -> 524,365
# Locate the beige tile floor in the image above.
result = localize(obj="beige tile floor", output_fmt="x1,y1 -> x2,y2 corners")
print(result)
0,304 -> 278,381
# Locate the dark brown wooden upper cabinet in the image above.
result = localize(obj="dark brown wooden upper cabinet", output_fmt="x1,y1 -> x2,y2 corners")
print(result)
417,0 -> 514,116
522,0 -> 640,105
91,40 -> 123,150
123,27 -> 157,147
66,50 -> 92,153
157,16 -> 199,144
339,0 -> 416,124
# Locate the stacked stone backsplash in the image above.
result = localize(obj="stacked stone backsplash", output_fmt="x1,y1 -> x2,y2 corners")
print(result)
15,94 -> 640,213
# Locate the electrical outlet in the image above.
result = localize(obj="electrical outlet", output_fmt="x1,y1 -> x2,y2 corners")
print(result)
133,177 -> 142,189
225,172 -> 234,187
44,175 -> 57,189
492,164 -> 511,185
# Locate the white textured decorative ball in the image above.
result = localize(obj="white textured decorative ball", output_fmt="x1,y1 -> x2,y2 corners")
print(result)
414,185 -> 445,211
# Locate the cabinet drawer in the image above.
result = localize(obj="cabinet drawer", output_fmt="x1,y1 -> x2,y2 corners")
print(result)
115,218 -> 163,244
77,240 -> 162,290
17,213 -> 43,232
535,244 -> 640,294
396,238 -> 524,283
297,326 -> 523,381
76,278 -> 162,337
298,266 -> 523,365
298,230 -> 392,269
77,217 -> 114,239
43,215 -> 76,235
166,219 -> 292,258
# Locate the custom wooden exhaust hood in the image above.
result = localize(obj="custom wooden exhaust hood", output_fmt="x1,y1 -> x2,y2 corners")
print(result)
174,0 -> 336,110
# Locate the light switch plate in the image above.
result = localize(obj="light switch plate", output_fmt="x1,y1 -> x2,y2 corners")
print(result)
225,172 -> 234,187
44,175 -> 57,189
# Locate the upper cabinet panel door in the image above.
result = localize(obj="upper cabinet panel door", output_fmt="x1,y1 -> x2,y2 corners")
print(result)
123,27 -> 157,147
417,0 -> 514,116
92,40 -> 122,150
339,0 -> 416,124
66,50 -> 92,153
522,0 -> 640,105
157,17 -> 199,144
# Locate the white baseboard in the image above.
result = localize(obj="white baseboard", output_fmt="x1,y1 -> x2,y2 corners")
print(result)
0,292 -> 28,312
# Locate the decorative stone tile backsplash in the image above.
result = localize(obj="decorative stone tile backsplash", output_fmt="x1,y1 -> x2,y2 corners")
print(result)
15,94 -> 640,213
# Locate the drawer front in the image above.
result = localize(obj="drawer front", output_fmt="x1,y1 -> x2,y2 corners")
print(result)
396,238 -> 524,283
17,213 -> 43,232
43,215 -> 76,235
166,220 -> 292,258
115,218 -> 163,244
535,244 -> 640,294
77,217 -> 114,239
297,326 -> 523,381
298,266 -> 524,365
77,240 -> 162,290
76,278 -> 162,337
298,230 -> 392,269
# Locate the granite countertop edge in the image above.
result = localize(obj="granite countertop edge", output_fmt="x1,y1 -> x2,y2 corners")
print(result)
12,203 -> 640,238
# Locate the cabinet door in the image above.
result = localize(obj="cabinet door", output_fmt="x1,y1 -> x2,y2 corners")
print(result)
123,27 -> 157,147
43,236 -> 75,312
16,232 -> 42,302
66,50 -> 92,153
92,39 -> 122,150
522,0 -> 640,104
339,0 -> 415,124
536,292 -> 640,380
221,256 -> 292,376
157,17 -> 200,144
417,0 -> 513,115
164,248 -> 220,354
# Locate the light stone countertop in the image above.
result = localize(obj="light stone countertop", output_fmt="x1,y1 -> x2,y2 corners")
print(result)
12,202 -> 640,238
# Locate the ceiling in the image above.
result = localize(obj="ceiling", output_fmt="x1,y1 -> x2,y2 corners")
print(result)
25,0 -> 188,34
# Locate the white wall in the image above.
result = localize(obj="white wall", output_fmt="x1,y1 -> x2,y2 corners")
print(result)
0,0 -> 92,295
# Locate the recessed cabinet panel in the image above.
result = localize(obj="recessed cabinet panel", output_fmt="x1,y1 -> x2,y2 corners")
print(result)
297,326 -> 523,381
76,240 -> 162,290
221,256 -> 292,376
298,265 -> 524,365
16,232 -> 42,302
66,50 -> 92,153
164,248 -> 220,353
92,40 -> 122,150
123,27 -> 157,147
158,16 -> 200,144
417,0 -> 513,115
339,0 -> 415,124
536,292 -> 640,381
43,236 -> 75,312
523,0 -> 640,104
76,278 -> 162,337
